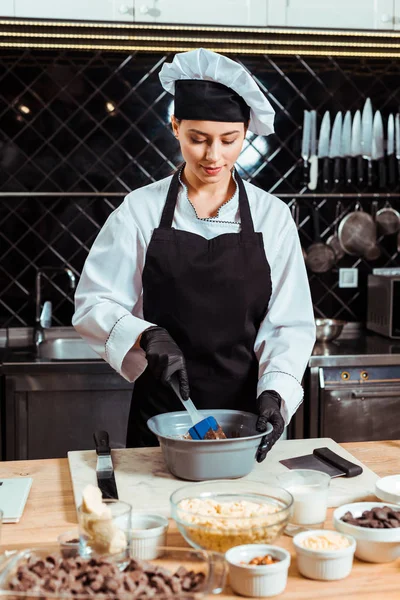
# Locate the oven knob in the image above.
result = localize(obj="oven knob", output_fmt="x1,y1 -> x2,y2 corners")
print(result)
341,371 -> 350,380
360,371 -> 369,380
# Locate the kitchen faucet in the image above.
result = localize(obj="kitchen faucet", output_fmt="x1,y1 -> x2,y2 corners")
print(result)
34,267 -> 76,348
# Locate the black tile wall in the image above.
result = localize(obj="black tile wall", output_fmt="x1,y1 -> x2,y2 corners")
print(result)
0,49 -> 400,327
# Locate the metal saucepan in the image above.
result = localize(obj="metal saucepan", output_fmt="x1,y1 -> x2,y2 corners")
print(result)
375,200 -> 400,236
327,200 -> 345,261
315,318 -> 346,342
363,201 -> 381,261
338,201 -> 377,257
291,200 -> 307,260
305,202 -> 336,273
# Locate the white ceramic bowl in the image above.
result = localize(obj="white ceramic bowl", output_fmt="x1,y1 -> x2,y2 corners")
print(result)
225,544 -> 291,597
375,475 -> 400,505
130,513 -> 169,560
333,502 -> 400,563
293,529 -> 356,580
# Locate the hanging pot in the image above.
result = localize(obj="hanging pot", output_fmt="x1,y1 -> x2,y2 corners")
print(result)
375,200 -> 400,236
327,200 -> 345,261
305,202 -> 336,273
363,201 -> 381,261
338,201 -> 377,257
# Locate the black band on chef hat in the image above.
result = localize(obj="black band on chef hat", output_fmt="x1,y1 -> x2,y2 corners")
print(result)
174,79 -> 250,123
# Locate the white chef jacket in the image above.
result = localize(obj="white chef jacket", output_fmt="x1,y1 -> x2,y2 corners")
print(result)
73,172 -> 316,425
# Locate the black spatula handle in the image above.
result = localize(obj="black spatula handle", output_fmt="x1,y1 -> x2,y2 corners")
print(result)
93,430 -> 111,455
313,447 -> 363,478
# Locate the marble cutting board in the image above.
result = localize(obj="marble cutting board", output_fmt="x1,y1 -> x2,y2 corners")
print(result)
68,438 -> 379,516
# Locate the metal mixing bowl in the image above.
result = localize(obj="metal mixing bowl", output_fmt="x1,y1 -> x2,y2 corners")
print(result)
147,409 -> 272,481
315,318 -> 346,342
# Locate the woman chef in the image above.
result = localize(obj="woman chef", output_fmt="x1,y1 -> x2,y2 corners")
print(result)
73,48 -> 316,461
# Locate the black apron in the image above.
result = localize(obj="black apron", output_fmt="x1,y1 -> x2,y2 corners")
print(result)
126,169 -> 272,447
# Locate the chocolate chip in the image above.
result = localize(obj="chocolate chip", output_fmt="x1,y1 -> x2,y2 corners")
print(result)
5,553 -> 207,598
342,506 -> 400,528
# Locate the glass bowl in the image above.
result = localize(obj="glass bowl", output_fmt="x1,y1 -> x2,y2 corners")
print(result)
0,545 -> 226,599
170,480 -> 293,553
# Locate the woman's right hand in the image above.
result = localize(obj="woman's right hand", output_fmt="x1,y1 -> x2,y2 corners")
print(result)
140,326 -> 190,399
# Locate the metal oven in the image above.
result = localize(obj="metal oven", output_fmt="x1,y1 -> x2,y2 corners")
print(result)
307,362 -> 400,443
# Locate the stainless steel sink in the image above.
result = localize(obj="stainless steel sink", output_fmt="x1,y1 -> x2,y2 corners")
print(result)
38,338 -> 100,361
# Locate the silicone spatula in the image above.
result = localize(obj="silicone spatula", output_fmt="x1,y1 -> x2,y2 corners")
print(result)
169,373 -> 221,440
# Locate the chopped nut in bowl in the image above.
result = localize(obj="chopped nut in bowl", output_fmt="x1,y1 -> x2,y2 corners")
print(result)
0,546 -> 227,599
225,544 -> 290,597
170,480 -> 293,553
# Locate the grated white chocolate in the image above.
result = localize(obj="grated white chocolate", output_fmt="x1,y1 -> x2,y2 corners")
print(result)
300,532 -> 351,551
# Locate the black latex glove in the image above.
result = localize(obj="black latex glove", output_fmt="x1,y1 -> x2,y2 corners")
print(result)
255,390 -> 285,463
140,326 -> 190,400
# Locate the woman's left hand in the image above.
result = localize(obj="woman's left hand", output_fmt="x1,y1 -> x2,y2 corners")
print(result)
255,390 -> 285,463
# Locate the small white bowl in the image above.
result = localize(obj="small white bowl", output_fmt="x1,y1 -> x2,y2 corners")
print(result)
225,544 -> 290,597
375,475 -> 400,505
131,513 -> 169,560
293,529 -> 355,581
333,502 -> 400,563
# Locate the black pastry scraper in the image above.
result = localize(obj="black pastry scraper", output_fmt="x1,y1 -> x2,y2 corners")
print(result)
280,447 -> 363,478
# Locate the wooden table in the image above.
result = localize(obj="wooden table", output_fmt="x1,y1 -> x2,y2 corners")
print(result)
1,440 -> 400,599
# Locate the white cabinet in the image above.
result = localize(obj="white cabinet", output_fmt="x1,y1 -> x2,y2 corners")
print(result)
1,1 -> 15,17
14,0 -> 134,22
268,0 -> 396,30
135,0 -> 267,26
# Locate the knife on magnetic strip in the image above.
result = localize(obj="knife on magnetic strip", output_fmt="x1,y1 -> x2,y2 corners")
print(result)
387,113 -> 396,187
329,112 -> 343,186
341,110 -> 352,185
93,430 -> 119,500
351,110 -> 363,185
318,111 -> 331,190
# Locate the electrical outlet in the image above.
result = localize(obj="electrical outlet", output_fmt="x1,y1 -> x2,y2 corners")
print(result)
339,268 -> 358,288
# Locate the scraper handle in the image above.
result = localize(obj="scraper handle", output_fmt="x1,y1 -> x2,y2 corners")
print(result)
313,447 -> 363,478
93,430 -> 111,455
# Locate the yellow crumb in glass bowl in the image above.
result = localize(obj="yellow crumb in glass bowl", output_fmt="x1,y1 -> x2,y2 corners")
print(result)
176,498 -> 287,553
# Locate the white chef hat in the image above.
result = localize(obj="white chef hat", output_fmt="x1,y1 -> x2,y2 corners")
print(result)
159,48 -> 275,136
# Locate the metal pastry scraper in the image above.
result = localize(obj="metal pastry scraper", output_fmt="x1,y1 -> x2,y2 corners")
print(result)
93,430 -> 119,499
280,447 -> 363,478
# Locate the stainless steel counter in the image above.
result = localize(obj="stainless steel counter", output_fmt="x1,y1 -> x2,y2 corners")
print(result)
310,333 -> 400,367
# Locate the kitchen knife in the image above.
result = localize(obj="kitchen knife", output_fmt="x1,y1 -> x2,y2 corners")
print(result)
351,109 -> 363,184
308,110 -> 318,190
318,111 -> 331,190
93,430 -> 119,499
387,114 -> 396,187
341,110 -> 352,185
372,110 -> 386,189
329,111 -> 343,186
395,113 -> 400,181
280,447 -> 363,479
301,110 -> 311,187
361,98 -> 373,186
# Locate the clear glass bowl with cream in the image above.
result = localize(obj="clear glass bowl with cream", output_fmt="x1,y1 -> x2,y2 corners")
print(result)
170,480 -> 293,553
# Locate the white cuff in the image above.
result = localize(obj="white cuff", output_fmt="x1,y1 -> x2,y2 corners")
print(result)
105,314 -> 155,382
257,371 -> 304,425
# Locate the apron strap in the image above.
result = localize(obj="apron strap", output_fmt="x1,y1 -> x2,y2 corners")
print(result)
236,172 -> 255,235
159,170 -> 181,229
159,166 -> 255,235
